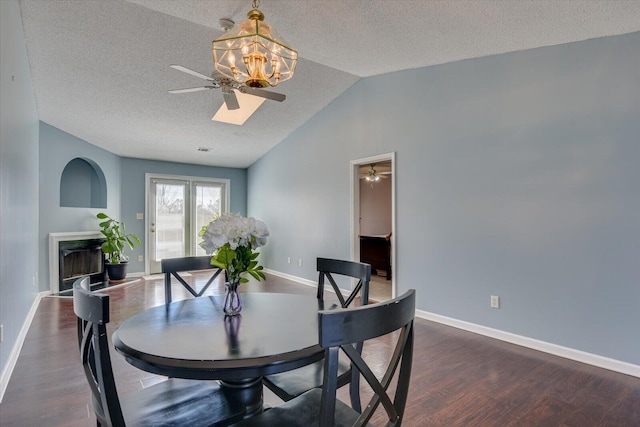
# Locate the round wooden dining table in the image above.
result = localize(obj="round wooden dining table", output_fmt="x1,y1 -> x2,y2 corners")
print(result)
112,293 -> 324,419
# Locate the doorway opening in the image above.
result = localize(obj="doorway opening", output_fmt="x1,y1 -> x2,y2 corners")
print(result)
145,174 -> 230,274
350,153 -> 395,302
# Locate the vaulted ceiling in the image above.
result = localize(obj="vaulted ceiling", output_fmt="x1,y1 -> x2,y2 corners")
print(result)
18,0 -> 640,168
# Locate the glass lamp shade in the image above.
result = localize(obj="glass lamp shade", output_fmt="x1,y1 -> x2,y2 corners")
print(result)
212,8 -> 297,88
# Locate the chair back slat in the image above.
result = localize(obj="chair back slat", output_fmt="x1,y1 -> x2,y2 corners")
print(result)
161,255 -> 213,272
316,258 -> 371,307
263,258 -> 372,410
318,289 -> 415,427
73,277 -> 126,427
73,277 -> 109,324
161,255 -> 222,303
319,288 -> 415,348
316,257 -> 372,413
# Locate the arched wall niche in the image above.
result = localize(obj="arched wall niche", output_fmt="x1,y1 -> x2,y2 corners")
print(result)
60,157 -> 107,208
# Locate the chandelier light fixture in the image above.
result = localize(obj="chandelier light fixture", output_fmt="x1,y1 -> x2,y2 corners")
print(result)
212,0 -> 298,88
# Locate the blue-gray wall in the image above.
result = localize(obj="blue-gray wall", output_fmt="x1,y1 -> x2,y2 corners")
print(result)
37,125 -> 248,286
0,0 -> 40,389
39,122 -> 122,292
249,32 -> 640,365
120,157 -> 247,272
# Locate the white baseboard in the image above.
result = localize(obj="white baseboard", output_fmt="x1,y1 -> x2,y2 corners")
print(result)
0,290 -> 50,403
264,269 -> 347,296
416,309 -> 640,379
264,268 -> 317,288
265,268 -> 640,379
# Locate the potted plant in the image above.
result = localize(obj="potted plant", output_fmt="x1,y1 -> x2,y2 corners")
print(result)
97,212 -> 141,283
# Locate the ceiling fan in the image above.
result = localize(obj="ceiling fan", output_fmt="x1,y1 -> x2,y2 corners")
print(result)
360,164 -> 391,182
168,64 -> 285,119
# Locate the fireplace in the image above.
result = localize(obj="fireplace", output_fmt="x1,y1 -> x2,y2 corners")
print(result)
58,239 -> 105,292
49,232 -> 105,294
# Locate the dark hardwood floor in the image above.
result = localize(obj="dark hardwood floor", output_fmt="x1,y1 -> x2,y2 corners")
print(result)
1,273 -> 639,426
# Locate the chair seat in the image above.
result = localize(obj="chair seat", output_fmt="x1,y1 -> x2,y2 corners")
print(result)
263,358 -> 352,401
232,388 -> 369,427
99,378 -> 245,426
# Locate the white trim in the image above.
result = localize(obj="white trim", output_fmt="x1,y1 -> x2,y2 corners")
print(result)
48,231 -> 103,294
144,173 -> 231,275
47,276 -> 144,299
0,290 -> 49,403
263,269 -> 345,296
415,309 -> 640,379
264,268 -> 316,288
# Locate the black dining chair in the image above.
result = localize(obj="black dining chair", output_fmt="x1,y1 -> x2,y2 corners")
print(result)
263,258 -> 371,411
161,255 -> 223,303
72,277 -> 245,426
234,289 -> 416,427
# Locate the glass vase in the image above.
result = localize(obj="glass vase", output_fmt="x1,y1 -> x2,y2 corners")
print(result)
223,277 -> 242,316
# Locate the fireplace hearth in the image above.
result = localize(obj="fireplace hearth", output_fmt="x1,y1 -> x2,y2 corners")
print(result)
58,239 -> 105,292
49,231 -> 105,294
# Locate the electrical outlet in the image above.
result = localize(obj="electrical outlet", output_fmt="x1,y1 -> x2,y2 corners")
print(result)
287,257 -> 291,264
138,255 -> 143,262
136,212 -> 144,219
0,324 -> 3,343
491,295 -> 500,309
298,259 -> 303,267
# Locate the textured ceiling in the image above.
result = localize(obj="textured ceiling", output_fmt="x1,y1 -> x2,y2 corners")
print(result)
18,0 -> 640,168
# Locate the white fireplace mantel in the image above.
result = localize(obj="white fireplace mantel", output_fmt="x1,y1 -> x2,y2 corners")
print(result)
49,231 -> 103,293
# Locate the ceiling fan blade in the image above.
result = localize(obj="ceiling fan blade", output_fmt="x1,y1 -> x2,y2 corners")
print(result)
170,64 -> 214,82
237,86 -> 286,102
168,86 -> 215,94
222,87 -> 240,110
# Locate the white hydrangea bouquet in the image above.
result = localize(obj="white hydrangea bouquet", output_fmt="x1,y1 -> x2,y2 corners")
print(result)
199,213 -> 269,285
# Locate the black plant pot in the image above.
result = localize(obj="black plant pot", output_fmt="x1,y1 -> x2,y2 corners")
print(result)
105,262 -> 128,283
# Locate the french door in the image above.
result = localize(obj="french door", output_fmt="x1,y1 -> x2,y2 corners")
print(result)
147,175 -> 229,274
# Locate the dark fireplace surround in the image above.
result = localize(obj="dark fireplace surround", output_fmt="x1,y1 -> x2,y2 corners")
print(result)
58,238 -> 106,292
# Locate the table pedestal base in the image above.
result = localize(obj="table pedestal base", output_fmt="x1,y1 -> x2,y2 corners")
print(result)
220,377 -> 263,417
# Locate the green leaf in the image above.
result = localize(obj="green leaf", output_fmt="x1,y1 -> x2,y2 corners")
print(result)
249,270 -> 266,281
125,238 -> 135,249
210,258 -> 226,269
216,245 -> 236,266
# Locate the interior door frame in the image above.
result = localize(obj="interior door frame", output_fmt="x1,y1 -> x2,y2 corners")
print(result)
144,173 -> 230,275
350,152 -> 396,299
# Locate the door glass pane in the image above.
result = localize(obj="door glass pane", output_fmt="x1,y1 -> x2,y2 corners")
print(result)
194,183 -> 222,256
155,183 -> 185,260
